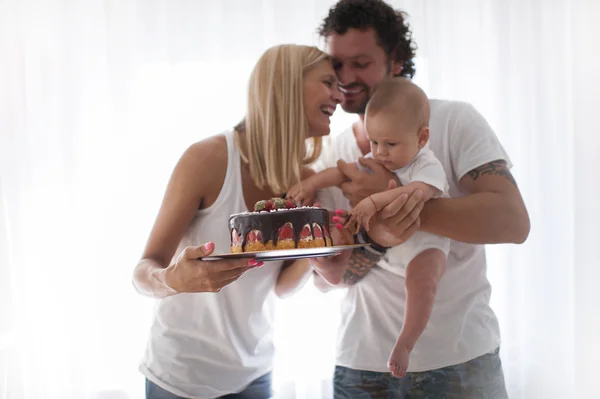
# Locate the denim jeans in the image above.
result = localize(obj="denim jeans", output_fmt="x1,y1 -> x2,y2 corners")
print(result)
333,347 -> 508,399
145,372 -> 272,399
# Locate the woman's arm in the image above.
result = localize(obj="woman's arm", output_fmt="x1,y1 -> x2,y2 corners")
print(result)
133,136 -> 254,298
275,259 -> 313,298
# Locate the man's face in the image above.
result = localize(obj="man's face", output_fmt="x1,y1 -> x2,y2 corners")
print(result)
325,28 -> 402,114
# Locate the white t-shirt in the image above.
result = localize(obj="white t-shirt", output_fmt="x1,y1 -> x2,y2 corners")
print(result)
358,149 -> 451,274
314,99 -> 511,372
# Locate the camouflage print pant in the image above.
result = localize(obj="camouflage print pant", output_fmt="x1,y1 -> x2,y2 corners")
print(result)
333,348 -> 508,399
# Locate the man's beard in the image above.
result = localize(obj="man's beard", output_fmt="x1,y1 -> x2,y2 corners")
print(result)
340,82 -> 371,114
342,62 -> 396,114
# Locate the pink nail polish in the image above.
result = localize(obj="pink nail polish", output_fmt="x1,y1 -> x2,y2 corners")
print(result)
336,223 -> 344,229
335,209 -> 344,215
332,216 -> 340,222
203,242 -> 214,252
248,259 -> 257,266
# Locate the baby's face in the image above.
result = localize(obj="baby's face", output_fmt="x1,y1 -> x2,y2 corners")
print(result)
365,112 -> 422,171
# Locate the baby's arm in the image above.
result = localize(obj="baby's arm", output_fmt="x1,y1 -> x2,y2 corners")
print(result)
387,248 -> 446,378
345,183 -> 438,233
307,166 -> 346,190
371,182 -> 439,210
287,167 -> 346,205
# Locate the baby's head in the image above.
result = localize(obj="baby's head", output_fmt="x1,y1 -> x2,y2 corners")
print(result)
364,77 -> 430,170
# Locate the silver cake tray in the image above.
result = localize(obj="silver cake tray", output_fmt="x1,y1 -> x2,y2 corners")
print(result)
200,244 -> 369,262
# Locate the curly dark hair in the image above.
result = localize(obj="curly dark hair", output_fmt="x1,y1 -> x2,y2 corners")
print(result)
318,0 -> 417,78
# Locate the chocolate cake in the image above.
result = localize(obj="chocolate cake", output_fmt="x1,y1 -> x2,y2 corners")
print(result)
229,198 -> 333,253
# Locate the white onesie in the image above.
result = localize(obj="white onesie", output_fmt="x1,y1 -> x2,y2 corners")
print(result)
356,146 -> 450,274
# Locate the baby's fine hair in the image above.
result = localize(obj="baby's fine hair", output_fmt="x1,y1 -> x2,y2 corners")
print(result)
366,77 -> 430,130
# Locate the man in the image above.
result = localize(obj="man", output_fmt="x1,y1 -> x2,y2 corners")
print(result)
310,0 -> 530,397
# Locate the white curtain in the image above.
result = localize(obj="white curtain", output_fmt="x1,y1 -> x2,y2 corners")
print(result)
1,1 -> 598,398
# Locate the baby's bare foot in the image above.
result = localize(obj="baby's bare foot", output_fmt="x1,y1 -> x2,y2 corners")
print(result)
388,360 -> 407,378
388,342 -> 411,379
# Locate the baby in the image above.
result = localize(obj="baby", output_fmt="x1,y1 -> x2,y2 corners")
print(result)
287,77 -> 450,378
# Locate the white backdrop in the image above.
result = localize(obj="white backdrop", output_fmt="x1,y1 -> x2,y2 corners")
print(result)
1,0 -> 599,398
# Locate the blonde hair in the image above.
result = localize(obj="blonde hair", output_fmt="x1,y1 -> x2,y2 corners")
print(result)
235,44 -> 330,194
367,77 -> 430,130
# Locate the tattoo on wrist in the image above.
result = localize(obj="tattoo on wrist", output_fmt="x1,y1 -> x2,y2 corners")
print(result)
467,160 -> 517,187
342,246 -> 383,285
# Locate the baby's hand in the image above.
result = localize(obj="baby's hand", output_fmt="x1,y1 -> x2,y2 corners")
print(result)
345,196 -> 378,233
387,341 -> 412,379
286,182 -> 316,206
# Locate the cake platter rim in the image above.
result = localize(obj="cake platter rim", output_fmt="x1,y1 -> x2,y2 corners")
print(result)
199,243 -> 370,262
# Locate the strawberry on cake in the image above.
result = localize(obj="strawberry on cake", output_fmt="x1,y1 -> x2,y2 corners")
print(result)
229,198 -> 333,253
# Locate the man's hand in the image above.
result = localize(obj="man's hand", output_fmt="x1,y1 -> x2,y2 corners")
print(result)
364,180 -> 425,247
337,158 -> 399,206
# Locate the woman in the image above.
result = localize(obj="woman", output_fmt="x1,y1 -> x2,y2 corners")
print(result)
132,44 -> 343,398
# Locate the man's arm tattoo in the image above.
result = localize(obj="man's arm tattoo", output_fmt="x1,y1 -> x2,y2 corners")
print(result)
467,160 -> 517,187
342,246 -> 383,285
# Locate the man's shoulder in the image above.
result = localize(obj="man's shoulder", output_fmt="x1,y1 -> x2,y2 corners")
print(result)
429,98 -> 478,121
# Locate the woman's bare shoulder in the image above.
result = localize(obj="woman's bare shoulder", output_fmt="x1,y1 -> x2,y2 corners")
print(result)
185,135 -> 227,165
173,135 -> 228,193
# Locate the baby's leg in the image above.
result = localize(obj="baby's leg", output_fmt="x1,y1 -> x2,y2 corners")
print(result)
388,248 -> 446,378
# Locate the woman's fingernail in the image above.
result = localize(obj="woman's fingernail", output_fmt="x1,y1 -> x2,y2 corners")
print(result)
416,190 -> 423,198
335,209 -> 344,215
203,242 -> 214,252
336,223 -> 344,229
254,261 -> 264,267
248,259 -> 258,266
332,216 -> 340,222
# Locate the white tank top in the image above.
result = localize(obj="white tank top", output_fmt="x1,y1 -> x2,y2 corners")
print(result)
139,130 -> 282,398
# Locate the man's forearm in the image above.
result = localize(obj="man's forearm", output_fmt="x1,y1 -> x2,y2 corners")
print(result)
341,245 -> 383,285
312,241 -> 383,289
419,193 -> 530,244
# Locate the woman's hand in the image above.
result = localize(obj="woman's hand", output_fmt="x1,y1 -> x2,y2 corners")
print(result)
162,242 -> 263,294
330,209 -> 354,245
